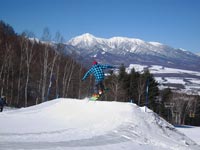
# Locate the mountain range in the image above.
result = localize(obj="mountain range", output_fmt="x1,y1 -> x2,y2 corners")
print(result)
64,33 -> 200,71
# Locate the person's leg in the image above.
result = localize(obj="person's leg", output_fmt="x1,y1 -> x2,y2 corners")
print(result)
99,81 -> 104,94
94,81 -> 100,95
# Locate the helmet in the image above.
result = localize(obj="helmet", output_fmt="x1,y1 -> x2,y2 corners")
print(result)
92,61 -> 98,65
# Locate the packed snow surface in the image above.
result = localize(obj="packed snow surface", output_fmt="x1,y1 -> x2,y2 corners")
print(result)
0,98 -> 199,150
176,126 -> 200,145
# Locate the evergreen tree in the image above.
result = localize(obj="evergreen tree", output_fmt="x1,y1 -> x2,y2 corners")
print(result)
159,88 -> 173,120
118,64 -> 127,81
142,69 -> 159,111
0,20 -> 15,36
118,64 -> 130,101
127,68 -> 140,103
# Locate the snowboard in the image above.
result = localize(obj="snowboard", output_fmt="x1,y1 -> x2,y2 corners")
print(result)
89,95 -> 99,101
89,88 -> 109,101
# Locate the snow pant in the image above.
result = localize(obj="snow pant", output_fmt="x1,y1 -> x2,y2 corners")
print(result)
94,81 -> 104,94
0,106 -> 3,112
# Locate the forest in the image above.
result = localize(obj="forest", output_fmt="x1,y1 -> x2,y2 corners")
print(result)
0,20 -> 200,126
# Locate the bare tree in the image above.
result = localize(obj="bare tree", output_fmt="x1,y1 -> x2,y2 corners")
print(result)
23,32 -> 35,107
0,43 -> 12,96
170,92 -> 197,125
41,43 -> 49,102
17,36 -> 26,106
66,59 -> 76,97
46,50 -> 58,101
41,28 -> 51,102
78,64 -> 83,99
0,42 -> 13,105
52,32 -> 64,99
61,58 -> 76,97
108,75 -> 125,101
55,55 -> 61,99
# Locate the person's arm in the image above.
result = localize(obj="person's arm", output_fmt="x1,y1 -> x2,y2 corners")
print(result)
82,68 -> 93,81
4,99 -> 7,105
101,64 -> 115,69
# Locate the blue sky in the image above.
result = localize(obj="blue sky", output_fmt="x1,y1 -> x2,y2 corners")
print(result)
0,0 -> 200,53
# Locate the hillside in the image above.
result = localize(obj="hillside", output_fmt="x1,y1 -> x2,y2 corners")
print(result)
0,98 -> 199,150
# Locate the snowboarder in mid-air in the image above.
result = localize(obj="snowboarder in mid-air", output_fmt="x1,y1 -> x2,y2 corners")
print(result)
82,61 -> 115,100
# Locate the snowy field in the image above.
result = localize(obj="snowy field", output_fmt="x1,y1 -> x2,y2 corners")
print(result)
176,126 -> 200,145
0,98 -> 199,150
127,64 -> 200,95
127,64 -> 200,76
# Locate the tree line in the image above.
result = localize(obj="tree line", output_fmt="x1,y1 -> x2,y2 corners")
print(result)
0,20 -> 92,107
104,64 -> 159,111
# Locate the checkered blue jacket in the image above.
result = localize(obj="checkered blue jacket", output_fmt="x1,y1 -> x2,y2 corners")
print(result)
82,64 -> 114,82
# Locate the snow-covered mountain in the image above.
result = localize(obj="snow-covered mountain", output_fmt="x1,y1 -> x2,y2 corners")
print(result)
65,33 -> 200,71
67,33 -> 179,56
0,98 -> 199,150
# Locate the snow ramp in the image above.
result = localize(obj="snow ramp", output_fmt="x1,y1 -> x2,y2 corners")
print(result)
0,98 -> 199,150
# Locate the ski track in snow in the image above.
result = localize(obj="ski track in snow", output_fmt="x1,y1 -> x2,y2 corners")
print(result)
0,98 -> 199,150
0,124 -> 181,150
0,124 -> 197,150
0,124 -> 142,150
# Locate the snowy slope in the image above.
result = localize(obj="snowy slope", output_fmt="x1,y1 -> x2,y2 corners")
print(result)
0,98 -> 199,150
176,126 -> 200,145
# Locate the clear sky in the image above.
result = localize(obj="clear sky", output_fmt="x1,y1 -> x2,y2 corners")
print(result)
0,0 -> 200,53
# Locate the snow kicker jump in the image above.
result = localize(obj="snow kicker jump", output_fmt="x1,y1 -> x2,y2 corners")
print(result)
0,98 -> 199,150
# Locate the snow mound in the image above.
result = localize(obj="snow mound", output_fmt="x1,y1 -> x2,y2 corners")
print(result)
0,98 -> 199,150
